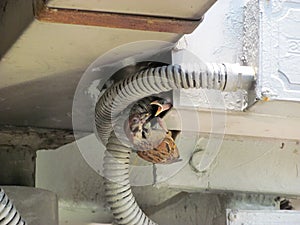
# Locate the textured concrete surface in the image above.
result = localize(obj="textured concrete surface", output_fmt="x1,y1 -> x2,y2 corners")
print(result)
0,126 -> 76,186
0,148 -> 35,186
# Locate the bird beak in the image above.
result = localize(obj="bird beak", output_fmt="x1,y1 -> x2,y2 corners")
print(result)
151,100 -> 172,117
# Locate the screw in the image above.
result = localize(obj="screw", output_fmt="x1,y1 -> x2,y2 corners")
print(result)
228,211 -> 238,221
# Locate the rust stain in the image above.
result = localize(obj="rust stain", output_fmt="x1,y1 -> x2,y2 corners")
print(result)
262,96 -> 269,102
36,7 -> 202,34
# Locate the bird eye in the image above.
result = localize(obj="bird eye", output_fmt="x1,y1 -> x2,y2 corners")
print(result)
132,117 -> 139,123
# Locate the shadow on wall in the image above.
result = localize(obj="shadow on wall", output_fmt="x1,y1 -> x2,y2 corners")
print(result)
0,69 -> 83,129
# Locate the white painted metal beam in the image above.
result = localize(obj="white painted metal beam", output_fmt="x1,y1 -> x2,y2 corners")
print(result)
165,100 -> 300,141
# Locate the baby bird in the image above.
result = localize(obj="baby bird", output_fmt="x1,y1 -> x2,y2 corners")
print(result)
137,130 -> 181,164
126,97 -> 180,164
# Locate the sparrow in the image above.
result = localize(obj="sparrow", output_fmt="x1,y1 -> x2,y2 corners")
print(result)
137,131 -> 181,164
126,97 -> 181,164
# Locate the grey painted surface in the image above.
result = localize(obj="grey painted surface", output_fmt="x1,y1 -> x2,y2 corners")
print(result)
2,186 -> 58,225
147,193 -> 224,225
0,0 -> 34,58
36,141 -> 113,224
166,134 -> 300,196
0,70 -> 82,129
36,132 -> 299,224
36,138 -> 182,225
0,20 -> 180,129
0,147 -> 35,186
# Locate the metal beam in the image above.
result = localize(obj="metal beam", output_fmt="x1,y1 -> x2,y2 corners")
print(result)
163,135 -> 300,196
0,0 -> 36,58
37,7 -> 203,34
164,104 -> 300,141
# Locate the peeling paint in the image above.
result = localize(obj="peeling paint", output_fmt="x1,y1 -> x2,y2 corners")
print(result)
86,79 -> 101,105
243,0 -> 259,67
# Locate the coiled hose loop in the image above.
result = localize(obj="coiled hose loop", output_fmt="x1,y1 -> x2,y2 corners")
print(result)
96,64 -> 227,145
97,64 -> 250,225
104,132 -> 157,225
0,188 -> 27,225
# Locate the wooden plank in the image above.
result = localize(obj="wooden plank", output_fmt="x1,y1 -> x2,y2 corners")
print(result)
37,7 -> 202,34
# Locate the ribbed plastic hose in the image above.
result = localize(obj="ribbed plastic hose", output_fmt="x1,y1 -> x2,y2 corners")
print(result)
104,133 -> 157,225
96,64 -> 229,145
0,188 -> 27,225
96,64 -> 254,225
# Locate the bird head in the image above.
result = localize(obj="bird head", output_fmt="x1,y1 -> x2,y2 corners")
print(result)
150,99 -> 172,117
128,112 -> 151,133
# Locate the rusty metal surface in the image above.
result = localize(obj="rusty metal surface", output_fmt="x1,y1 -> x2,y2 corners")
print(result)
37,7 -> 202,34
0,126 -> 76,151
47,0 -> 216,20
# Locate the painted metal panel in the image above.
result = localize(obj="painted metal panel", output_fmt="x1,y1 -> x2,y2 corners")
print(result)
47,0 -> 216,19
166,133 -> 300,195
0,21 -> 179,129
0,0 -> 34,58
259,0 -> 300,101
227,209 -> 300,225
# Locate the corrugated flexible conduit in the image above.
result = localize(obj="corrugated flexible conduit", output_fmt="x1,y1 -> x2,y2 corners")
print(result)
95,64 -> 254,225
0,188 -> 27,225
